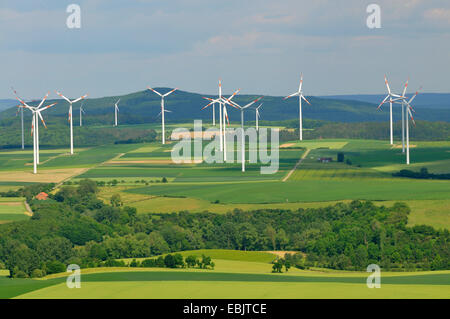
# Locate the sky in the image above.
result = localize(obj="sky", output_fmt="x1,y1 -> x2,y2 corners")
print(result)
1,0 -> 449,99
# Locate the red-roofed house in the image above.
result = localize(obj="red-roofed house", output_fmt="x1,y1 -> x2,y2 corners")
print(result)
35,192 -> 49,200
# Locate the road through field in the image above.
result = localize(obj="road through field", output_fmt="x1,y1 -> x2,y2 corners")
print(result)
282,149 -> 311,182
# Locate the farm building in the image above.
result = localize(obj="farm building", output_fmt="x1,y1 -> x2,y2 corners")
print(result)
318,157 -> 333,163
35,192 -> 49,200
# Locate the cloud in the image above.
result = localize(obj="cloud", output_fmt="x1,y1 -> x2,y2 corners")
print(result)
1,0 -> 450,97
424,8 -> 450,26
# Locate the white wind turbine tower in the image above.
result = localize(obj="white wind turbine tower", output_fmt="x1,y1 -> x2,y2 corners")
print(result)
220,90 -> 240,162
114,99 -> 120,126
56,91 -> 88,155
79,101 -> 85,126
227,96 -> 263,172
202,87 -> 223,150
148,87 -> 177,145
284,74 -> 311,141
14,93 -> 57,174
255,103 -> 263,131
404,99 -> 416,165
377,75 -> 407,146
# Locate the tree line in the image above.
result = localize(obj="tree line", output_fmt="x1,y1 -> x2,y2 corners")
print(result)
393,167 -> 450,180
0,180 -> 448,278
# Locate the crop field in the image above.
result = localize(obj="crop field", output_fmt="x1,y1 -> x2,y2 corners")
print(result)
0,144 -> 143,183
36,138 -> 447,230
2,137 -> 447,229
0,197 -> 28,223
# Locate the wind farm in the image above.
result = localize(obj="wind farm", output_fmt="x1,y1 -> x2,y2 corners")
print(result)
0,80 -> 449,301
1,0 -> 449,303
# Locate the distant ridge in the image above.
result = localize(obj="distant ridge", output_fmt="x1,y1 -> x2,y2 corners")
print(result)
1,90 -> 449,124
321,93 -> 450,109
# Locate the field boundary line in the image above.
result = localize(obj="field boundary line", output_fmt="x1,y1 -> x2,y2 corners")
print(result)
282,149 -> 311,182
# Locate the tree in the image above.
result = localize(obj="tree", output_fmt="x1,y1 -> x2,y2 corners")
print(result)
155,256 -> 165,268
200,255 -> 213,269
185,255 -> 198,268
272,259 -> 283,273
276,229 -> 289,250
45,260 -> 66,275
31,269 -> 45,278
110,194 -> 123,207
284,260 -> 291,272
78,179 -> 98,197
265,225 -> 277,250
174,253 -> 185,268
164,254 -> 177,268
337,152 -> 344,162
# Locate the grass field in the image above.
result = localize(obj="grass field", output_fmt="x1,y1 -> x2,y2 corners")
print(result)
1,248 -> 449,299
0,197 -> 28,223
16,280 -> 449,299
3,258 -> 449,299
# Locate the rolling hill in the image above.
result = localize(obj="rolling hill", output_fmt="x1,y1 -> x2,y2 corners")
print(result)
1,89 -> 449,126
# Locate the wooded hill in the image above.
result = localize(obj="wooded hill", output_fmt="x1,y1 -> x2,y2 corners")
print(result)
1,89 -> 449,127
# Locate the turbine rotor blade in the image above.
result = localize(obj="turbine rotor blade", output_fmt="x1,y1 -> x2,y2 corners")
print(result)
56,91 -> 72,103
243,96 -> 263,109
301,95 -> 311,105
37,112 -> 47,128
201,101 -> 215,110
163,88 -> 178,97
298,73 -> 303,92
39,102 -> 58,111
377,95 -> 390,110
72,94 -> 88,104
408,87 -> 421,104
402,78 -> 409,97
148,87 -> 162,96
384,75 -> 391,94
284,92 -> 299,100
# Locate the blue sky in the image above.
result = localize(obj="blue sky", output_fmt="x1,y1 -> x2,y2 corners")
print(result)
1,0 -> 449,98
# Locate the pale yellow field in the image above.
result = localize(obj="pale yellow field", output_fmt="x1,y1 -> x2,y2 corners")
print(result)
0,168 -> 87,183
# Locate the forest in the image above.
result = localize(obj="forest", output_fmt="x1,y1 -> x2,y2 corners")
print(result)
0,180 -> 448,278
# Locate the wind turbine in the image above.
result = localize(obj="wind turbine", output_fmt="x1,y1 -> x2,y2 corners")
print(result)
377,75 -> 407,146
255,103 -> 263,131
148,87 -> 177,144
13,93 -> 57,174
203,88 -> 240,161
114,99 -> 120,126
11,87 -> 34,150
227,96 -> 263,172
381,89 -> 419,165
284,74 -> 311,141
56,91 -> 88,155
79,101 -> 85,127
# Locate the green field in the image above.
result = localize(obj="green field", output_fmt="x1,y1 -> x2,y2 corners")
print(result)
2,255 -> 448,299
0,197 -> 28,223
